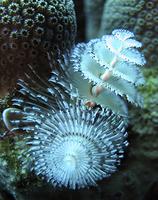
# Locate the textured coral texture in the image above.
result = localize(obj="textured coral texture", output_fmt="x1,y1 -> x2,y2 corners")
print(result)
130,67 -> 158,136
0,0 -> 76,96
99,0 -> 158,67
0,0 -> 158,200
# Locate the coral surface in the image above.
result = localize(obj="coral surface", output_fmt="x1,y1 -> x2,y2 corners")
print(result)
130,67 -> 158,136
99,0 -> 158,66
0,0 -> 76,96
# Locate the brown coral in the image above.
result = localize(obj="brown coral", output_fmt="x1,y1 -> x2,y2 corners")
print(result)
0,0 -> 76,96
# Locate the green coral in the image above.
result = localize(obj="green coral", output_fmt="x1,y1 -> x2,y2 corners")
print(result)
99,0 -> 158,66
0,135 -> 44,199
130,67 -> 158,135
0,0 -> 76,96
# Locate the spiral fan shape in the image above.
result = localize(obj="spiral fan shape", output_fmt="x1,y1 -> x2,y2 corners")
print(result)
3,66 -> 128,189
71,29 -> 146,108
17,100 -> 127,189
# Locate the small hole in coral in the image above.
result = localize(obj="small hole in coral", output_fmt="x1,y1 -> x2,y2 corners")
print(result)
19,62 -> 24,68
7,55 -> 14,63
52,0 -> 58,6
1,59 -> 7,66
40,1 -> 47,7
42,41 -> 50,50
52,44 -> 58,51
21,29 -> 29,37
56,34 -> 62,41
49,17 -> 58,26
1,43 -> 8,51
57,24 -> 63,32
32,38 -> 40,47
57,11 -> 63,19
10,43 -> 18,49
18,51 -> 26,58
63,17 -> 68,25
30,50 -> 38,57
22,42 -> 29,49
1,28 -> 9,36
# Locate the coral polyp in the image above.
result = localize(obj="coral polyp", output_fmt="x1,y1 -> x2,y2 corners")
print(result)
0,0 -> 76,95
70,29 -> 145,111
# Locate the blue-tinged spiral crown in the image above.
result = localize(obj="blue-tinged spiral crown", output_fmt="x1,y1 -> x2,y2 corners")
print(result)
2,64 -> 128,189
70,29 -> 145,113
19,100 -> 127,189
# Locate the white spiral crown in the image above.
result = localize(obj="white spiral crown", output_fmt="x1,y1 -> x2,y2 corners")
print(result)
70,29 -> 146,113
2,65 -> 128,189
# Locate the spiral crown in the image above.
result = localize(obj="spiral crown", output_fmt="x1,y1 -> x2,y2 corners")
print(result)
70,29 -> 145,112
2,65 -> 128,189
